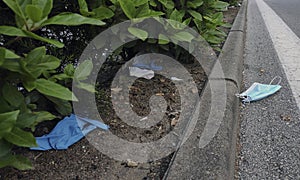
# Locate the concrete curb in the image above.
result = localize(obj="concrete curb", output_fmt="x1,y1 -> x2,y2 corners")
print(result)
163,1 -> 247,179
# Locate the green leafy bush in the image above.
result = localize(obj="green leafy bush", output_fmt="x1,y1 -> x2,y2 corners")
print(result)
0,0 -> 103,170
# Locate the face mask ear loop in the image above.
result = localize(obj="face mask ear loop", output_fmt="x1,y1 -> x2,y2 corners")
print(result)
265,76 -> 282,91
241,96 -> 250,106
269,76 -> 282,85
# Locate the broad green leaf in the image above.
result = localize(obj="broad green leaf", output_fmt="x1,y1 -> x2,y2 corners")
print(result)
24,30 -> 64,48
0,110 -> 20,137
32,0 -> 53,18
76,82 -> 96,93
132,0 -> 148,6
50,73 -> 71,81
170,9 -> 185,22
135,3 -> 150,18
222,22 -> 232,28
24,50 -> 60,77
149,0 -> 157,7
2,83 -> 24,107
193,18 -> 202,31
19,60 -> 40,78
78,0 -> 94,16
0,27 -> 64,48
0,154 -> 32,170
37,55 -> 60,70
188,10 -> 202,21
35,111 -> 56,122
23,80 -> 36,92
92,6 -> 114,20
4,127 -> 37,147
25,5 -> 43,22
0,59 -> 23,73
0,26 -> 28,37
187,0 -> 203,8
16,113 -> 37,128
207,29 -> 226,37
64,64 -> 75,77
41,13 -> 105,26
128,27 -> 148,41
35,78 -> 78,101
211,1 -> 229,11
172,31 -> 195,42
0,47 -> 20,59
0,139 -> 12,157
25,46 -> 46,64
158,0 -> 174,9
74,60 -> 93,81
148,10 -> 164,17
183,17 -> 192,26
46,96 -> 72,116
158,34 -> 169,44
118,0 -> 136,19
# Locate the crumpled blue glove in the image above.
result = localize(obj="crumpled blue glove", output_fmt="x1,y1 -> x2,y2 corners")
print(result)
30,114 -> 109,151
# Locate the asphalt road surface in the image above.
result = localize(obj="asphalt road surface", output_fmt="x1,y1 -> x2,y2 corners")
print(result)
238,0 -> 300,179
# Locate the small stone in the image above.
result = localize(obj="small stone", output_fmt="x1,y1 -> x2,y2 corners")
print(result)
171,119 -> 178,126
191,88 -> 198,94
126,159 -> 138,167
155,92 -> 164,96
280,114 -> 291,121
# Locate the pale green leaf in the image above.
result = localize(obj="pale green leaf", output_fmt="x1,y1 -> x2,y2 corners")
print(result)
158,0 -> 175,9
187,0 -> 203,8
41,13 -> 105,26
118,0 -> 136,19
158,34 -> 169,44
4,127 -> 37,147
35,78 -> 78,101
76,82 -> 96,93
25,5 -> 43,22
92,6 -> 114,20
188,10 -> 202,21
74,60 -> 93,81
172,31 -> 195,42
0,47 -> 20,59
128,27 -> 148,41
32,0 -> 53,18
64,64 -> 75,77
0,26 -> 28,37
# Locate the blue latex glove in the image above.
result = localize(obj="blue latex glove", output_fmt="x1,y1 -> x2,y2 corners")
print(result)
30,114 -> 109,151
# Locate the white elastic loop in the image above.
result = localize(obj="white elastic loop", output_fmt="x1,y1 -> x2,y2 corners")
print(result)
269,76 -> 282,85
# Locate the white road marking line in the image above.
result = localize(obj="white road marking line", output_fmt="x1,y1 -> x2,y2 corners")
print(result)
256,0 -> 300,109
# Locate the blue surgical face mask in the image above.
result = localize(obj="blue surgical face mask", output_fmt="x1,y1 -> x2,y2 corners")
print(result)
237,76 -> 282,103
